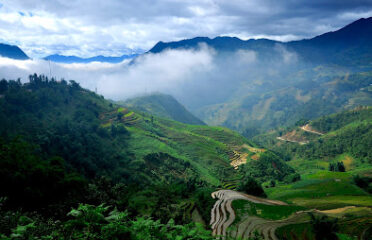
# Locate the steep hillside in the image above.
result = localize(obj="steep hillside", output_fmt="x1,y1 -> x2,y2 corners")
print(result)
122,93 -> 205,125
0,75 -> 304,239
0,74 -> 294,195
253,106 -> 372,173
288,17 -> 372,66
0,43 -> 29,60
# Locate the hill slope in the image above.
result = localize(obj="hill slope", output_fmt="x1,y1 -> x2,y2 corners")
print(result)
0,75 -> 295,188
0,75 -> 300,239
0,43 -> 29,60
122,93 -> 205,125
253,106 -> 372,172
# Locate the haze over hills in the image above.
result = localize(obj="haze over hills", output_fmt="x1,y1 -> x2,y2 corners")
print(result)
122,93 -> 205,125
144,18 -> 372,137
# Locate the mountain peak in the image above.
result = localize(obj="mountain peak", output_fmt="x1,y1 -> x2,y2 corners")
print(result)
0,43 -> 29,60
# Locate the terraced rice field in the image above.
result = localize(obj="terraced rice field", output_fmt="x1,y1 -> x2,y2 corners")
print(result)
100,107 -> 143,126
209,190 -> 307,240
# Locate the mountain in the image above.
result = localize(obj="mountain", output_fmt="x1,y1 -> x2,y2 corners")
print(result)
196,71 -> 372,137
1,80 -> 371,239
253,106 -> 372,171
288,17 -> 372,66
146,18 -> 372,136
0,75 -> 294,209
149,17 -> 372,67
150,36 -> 277,54
44,53 -> 139,63
122,93 -> 205,125
0,43 -> 29,60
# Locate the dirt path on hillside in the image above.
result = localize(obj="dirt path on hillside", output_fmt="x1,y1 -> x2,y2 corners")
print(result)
300,124 -> 324,135
210,190 -> 287,238
276,136 -> 309,145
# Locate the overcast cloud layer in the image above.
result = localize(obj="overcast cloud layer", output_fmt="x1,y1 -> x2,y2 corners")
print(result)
0,0 -> 372,58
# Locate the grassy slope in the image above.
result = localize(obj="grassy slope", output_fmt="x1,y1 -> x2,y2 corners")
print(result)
246,107 -> 372,239
0,79 -> 266,187
122,93 -> 205,125
254,106 -> 372,169
253,108 -> 372,206
101,107 -> 258,186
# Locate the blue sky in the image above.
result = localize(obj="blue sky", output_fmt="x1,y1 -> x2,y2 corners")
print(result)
0,0 -> 371,58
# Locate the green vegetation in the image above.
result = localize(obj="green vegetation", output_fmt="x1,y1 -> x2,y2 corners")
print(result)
309,213 -> 339,240
237,177 -> 266,197
232,200 -> 305,220
329,162 -> 346,172
276,222 -> 315,240
0,75 -> 298,239
1,74 -> 371,239
123,93 -> 205,125
254,106 -> 372,171
266,171 -> 372,209
0,203 -> 214,240
238,151 -> 298,183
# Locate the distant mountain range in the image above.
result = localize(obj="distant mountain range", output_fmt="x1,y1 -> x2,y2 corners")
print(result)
150,17 -> 372,66
1,17 -> 371,66
43,53 -> 140,63
0,43 -> 29,60
146,17 -> 372,135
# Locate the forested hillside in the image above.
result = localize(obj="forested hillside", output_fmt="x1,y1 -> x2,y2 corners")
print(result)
253,106 -> 372,171
122,93 -> 205,125
0,75 -> 296,239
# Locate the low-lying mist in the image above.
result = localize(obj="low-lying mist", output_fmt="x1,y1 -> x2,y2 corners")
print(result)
0,43 -> 303,111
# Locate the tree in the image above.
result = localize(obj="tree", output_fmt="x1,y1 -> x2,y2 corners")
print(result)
329,162 -> 345,172
309,213 -> 338,240
0,79 -> 8,93
237,177 -> 266,197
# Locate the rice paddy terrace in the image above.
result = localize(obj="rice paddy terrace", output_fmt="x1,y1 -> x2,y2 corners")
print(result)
209,190 -> 314,240
100,107 -> 265,186
209,187 -> 372,240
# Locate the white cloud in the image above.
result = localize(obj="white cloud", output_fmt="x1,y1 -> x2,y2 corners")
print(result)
0,47 -> 216,99
0,0 -> 370,58
0,43 -> 300,106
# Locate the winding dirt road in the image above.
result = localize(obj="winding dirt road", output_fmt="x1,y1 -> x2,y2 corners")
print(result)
300,124 -> 324,135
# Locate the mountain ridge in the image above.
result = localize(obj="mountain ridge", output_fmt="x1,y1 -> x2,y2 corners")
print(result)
0,43 -> 29,60
122,93 -> 205,125
149,17 -> 372,66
